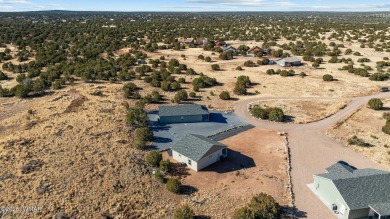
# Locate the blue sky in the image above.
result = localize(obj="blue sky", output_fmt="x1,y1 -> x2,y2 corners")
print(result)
1,0 -> 390,12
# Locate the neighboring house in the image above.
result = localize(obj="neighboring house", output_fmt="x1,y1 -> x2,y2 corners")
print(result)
276,57 -> 302,67
214,40 -> 227,47
247,46 -> 269,57
178,38 -> 194,46
158,104 -> 210,124
223,46 -> 238,54
171,134 -> 228,171
308,162 -> 390,219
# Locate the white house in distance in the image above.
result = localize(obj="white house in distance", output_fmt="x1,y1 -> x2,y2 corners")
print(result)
171,134 -> 228,171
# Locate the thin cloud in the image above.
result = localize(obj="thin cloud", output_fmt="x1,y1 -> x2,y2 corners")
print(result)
0,0 -> 32,4
187,0 -> 294,7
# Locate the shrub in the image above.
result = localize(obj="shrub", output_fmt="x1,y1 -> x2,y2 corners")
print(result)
154,171 -> 166,183
369,73 -> 389,81
151,90 -> 161,102
236,66 -> 243,71
383,112 -> 390,120
198,54 -> 204,60
312,62 -> 320,68
323,74 -> 334,81
211,64 -> 220,71
133,136 -> 146,150
267,107 -> 284,122
249,193 -> 281,219
244,60 -> 256,67
237,75 -> 251,87
126,106 -> 148,128
51,81 -> 62,90
368,98 -> 383,110
251,106 -> 268,120
348,135 -> 371,147
299,72 -> 307,77
205,56 -> 212,62
0,71 -> 8,80
382,120 -> 390,135
174,90 -> 188,103
166,178 -> 181,193
189,92 -> 196,98
219,91 -> 231,100
146,151 -> 162,167
233,193 -> 280,219
12,84 -> 30,98
159,159 -> 172,173
232,207 -> 254,219
123,82 -> 138,98
135,127 -> 154,142
233,83 -> 247,95
266,69 -> 276,75
174,205 -> 195,219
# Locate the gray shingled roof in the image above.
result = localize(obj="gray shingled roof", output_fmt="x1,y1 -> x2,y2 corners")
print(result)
369,203 -> 390,216
316,167 -> 390,210
158,104 -> 209,117
326,162 -> 356,174
282,57 -> 301,62
171,134 -> 226,162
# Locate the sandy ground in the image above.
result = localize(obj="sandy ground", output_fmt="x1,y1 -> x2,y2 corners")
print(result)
328,99 -> 390,169
163,128 -> 289,218
0,83 -> 183,219
251,98 -> 350,124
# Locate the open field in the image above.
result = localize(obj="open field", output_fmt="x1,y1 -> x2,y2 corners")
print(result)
327,99 -> 390,168
163,128 -> 289,218
251,98 -> 350,124
0,84 -> 183,218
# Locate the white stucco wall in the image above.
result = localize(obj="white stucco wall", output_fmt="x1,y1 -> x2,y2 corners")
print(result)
172,148 -> 227,171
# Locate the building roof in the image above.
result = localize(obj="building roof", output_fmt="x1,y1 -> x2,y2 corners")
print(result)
171,134 -> 226,162
159,104 -> 209,117
281,57 -> 301,63
369,202 -> 390,216
326,161 -> 356,174
315,165 -> 390,210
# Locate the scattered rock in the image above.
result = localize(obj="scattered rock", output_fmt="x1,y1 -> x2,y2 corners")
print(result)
21,160 -> 44,174
36,180 -> 51,195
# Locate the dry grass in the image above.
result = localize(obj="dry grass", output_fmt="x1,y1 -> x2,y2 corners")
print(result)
327,99 -> 390,168
252,99 -> 350,124
0,84 -> 182,218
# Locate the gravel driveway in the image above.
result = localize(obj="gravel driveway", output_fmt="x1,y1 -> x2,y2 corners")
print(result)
234,92 -> 390,218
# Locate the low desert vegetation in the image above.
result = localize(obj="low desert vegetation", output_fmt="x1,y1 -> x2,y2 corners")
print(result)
251,105 -> 285,122
232,193 -> 281,219
174,205 -> 195,219
368,98 -> 383,110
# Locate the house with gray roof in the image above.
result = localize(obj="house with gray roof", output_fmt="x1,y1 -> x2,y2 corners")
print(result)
171,134 -> 227,171
158,104 -> 210,124
276,56 -> 302,67
308,162 -> 390,219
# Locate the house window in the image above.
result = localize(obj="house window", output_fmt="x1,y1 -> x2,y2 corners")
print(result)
181,116 -> 184,120
188,159 -> 192,165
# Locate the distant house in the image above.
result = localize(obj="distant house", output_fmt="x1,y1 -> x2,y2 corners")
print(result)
158,104 -> 210,124
223,46 -> 237,54
308,162 -> 390,219
247,46 -> 269,57
214,40 -> 227,47
171,134 -> 228,171
276,57 -> 301,67
178,38 -> 194,46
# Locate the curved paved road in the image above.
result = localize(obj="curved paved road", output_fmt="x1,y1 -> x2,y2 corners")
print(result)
234,92 -> 390,218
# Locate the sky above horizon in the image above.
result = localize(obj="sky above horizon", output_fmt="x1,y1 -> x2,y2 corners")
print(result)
1,0 -> 390,12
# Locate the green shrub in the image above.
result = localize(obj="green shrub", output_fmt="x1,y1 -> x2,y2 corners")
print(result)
166,178 -> 181,193
244,60 -> 256,67
266,69 -> 276,75
159,159 -> 172,173
251,106 -> 268,120
146,151 -> 162,167
135,127 -> 154,142
211,64 -> 220,71
154,171 -> 166,183
0,71 -> 8,80
174,205 -> 195,219
233,193 -> 280,219
174,90 -> 188,103
368,98 -> 383,110
323,74 -> 334,81
383,120 -> 390,135
133,136 -> 147,150
268,107 -> 284,122
348,135 -> 371,147
219,91 -> 230,100
189,92 -> 196,98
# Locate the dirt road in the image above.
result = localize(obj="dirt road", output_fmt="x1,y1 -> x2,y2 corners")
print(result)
234,92 -> 390,218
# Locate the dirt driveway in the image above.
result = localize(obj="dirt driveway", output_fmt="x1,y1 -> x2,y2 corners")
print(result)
234,92 -> 390,218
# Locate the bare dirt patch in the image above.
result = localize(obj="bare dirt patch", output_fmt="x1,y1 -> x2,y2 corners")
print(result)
164,128 -> 289,218
327,99 -> 390,168
252,98 -> 350,124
